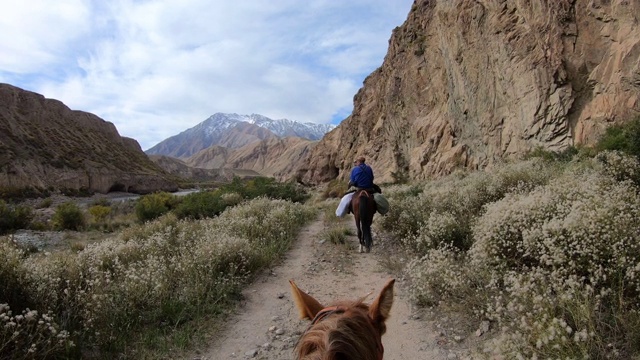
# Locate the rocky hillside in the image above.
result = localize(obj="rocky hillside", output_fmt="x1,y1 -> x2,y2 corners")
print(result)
297,0 -> 640,184
0,83 -> 177,195
186,136 -> 315,180
149,155 -> 261,182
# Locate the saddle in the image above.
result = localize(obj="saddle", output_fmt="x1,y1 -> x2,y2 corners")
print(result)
343,184 -> 388,215
344,183 -> 382,196
345,188 -> 377,215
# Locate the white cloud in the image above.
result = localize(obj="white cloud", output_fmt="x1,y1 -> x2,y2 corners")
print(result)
0,1 -> 89,74
0,0 -> 413,150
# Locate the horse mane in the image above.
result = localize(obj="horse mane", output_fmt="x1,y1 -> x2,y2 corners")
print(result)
295,300 -> 383,360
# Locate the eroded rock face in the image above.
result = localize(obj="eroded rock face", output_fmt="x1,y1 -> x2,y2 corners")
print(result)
0,83 -> 177,194
149,154 -> 261,182
186,137 -> 316,181
298,0 -> 640,184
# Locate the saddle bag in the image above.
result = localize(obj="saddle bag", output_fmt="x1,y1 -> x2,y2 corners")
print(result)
373,193 -> 389,215
335,192 -> 354,217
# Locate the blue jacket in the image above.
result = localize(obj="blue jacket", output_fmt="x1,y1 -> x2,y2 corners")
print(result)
350,163 -> 374,189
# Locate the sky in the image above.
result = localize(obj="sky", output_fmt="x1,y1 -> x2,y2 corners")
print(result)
0,0 -> 413,150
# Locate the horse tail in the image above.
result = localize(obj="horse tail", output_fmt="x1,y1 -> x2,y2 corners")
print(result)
359,192 -> 372,249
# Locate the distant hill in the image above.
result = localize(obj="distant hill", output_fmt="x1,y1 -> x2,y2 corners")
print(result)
145,113 -> 334,159
148,155 -> 261,182
0,83 -> 177,195
185,136 -> 316,180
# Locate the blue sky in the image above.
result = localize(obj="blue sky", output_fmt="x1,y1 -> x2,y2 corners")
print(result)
0,0 -> 413,150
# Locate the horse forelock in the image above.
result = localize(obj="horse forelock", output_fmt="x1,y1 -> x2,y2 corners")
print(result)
295,301 -> 383,360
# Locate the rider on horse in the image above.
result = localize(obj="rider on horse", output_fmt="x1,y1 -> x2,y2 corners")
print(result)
347,156 -> 378,193
344,156 -> 382,215
336,156 -> 387,217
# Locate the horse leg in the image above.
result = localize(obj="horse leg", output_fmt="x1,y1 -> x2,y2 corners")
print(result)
367,209 -> 375,249
360,218 -> 371,252
362,221 -> 371,253
355,219 -> 364,253
359,194 -> 373,252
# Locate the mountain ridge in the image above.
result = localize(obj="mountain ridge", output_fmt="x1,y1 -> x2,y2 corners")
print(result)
145,113 -> 335,159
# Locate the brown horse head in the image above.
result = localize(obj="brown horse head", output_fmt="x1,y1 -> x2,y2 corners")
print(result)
289,278 -> 395,360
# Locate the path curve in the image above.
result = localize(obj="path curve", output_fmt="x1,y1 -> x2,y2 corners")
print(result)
192,213 -> 469,360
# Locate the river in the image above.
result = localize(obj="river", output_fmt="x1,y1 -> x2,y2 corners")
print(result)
106,188 -> 200,202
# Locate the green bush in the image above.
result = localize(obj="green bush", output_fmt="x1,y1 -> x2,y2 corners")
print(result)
596,117 -> 640,157
218,176 -> 309,203
89,205 -> 111,223
52,202 -> 85,231
174,191 -> 226,220
262,180 -> 309,203
526,145 -> 579,162
37,198 -> 53,209
135,192 -> 179,223
29,221 -> 50,231
60,187 -> 93,197
0,200 -> 33,234
220,192 -> 243,206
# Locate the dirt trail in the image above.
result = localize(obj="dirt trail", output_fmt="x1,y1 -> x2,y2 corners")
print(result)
192,213 -> 473,360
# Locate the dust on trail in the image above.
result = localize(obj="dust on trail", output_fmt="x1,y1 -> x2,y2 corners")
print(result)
191,213 -> 473,360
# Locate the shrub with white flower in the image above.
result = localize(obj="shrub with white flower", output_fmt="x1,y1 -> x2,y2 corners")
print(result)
470,166 -> 640,357
0,304 -> 74,359
406,245 -> 485,308
594,150 -> 640,184
472,170 -> 640,296
379,158 -> 558,255
387,153 -> 640,357
0,198 -> 315,358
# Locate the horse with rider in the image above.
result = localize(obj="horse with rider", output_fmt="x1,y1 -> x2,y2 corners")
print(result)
344,156 -> 386,253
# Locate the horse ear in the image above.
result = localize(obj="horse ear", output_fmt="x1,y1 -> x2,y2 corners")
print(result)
289,280 -> 325,321
369,278 -> 395,324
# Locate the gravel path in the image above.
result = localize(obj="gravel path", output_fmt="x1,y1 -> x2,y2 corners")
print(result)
187,212 -> 478,360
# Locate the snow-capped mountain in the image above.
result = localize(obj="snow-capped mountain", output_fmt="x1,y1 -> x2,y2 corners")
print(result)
243,113 -> 335,140
145,113 -> 335,159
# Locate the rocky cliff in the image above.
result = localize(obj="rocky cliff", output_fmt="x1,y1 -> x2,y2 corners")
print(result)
0,83 -> 177,195
297,0 -> 640,184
